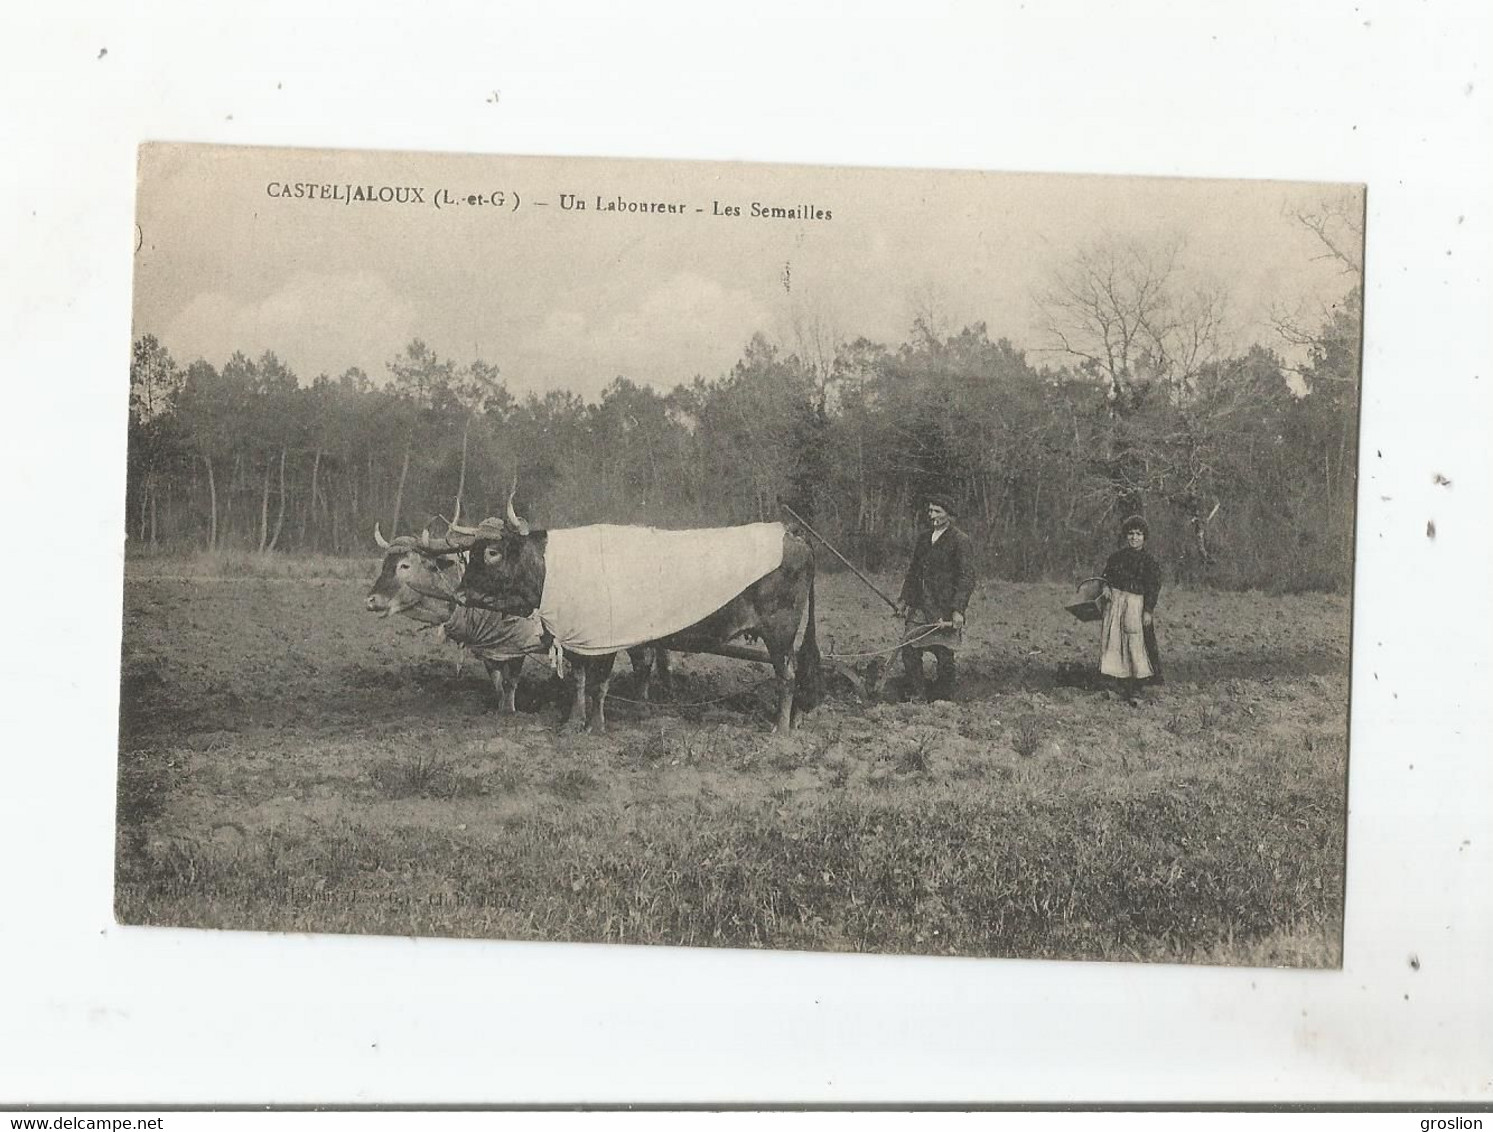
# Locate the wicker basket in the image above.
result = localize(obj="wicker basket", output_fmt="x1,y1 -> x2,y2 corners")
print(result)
1064,577 -> 1108,622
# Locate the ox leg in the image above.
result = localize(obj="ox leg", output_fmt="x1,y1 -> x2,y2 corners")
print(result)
588,654 -> 617,735
770,650 -> 797,735
565,661 -> 588,734
483,659 -> 519,714
627,645 -> 654,703
656,648 -> 673,697
502,658 -> 522,712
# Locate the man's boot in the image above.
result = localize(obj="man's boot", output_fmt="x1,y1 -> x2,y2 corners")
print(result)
900,647 -> 926,702
929,649 -> 956,701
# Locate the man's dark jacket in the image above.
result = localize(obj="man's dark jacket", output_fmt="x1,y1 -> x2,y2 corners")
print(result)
898,524 -> 976,620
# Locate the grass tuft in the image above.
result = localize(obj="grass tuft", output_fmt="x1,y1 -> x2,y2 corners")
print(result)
370,754 -> 484,800
897,734 -> 936,775
1011,715 -> 1043,759
546,767 -> 600,801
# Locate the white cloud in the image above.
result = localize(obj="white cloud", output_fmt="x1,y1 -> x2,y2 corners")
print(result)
512,272 -> 774,398
160,272 -> 418,382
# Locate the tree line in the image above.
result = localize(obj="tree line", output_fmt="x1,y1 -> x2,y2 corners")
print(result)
127,225 -> 1362,592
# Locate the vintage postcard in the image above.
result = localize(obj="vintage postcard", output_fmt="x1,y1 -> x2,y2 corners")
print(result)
120,143 -> 1363,966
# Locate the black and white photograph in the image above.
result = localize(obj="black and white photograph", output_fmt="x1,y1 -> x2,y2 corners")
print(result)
7,1 -> 1490,1107
120,144 -> 1362,966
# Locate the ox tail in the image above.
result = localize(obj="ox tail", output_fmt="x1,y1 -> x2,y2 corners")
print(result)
794,556 -> 823,713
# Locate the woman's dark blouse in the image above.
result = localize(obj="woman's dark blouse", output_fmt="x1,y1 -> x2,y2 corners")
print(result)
1102,547 -> 1163,612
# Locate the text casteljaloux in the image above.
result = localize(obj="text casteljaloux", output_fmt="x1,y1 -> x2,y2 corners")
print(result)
266,182 -> 429,203
264,182 -> 832,220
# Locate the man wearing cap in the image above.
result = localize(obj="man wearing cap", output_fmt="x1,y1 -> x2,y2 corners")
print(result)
895,493 -> 976,701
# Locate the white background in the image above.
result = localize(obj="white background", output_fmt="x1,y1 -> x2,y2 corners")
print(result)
2,0 -> 1490,1106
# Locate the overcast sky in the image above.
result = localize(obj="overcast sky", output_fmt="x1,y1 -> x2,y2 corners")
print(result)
133,144 -> 1362,401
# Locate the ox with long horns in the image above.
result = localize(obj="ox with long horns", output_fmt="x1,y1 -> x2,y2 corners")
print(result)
366,523 -> 671,713
365,523 -> 531,712
424,493 -> 821,734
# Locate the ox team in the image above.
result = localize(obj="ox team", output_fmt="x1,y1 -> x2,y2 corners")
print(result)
366,492 -> 821,734
365,524 -> 669,718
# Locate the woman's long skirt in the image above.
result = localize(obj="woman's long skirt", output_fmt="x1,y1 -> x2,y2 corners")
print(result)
1099,587 -> 1158,681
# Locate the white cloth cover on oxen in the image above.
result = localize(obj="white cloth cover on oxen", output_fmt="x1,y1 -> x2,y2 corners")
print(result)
538,523 -> 786,656
442,607 -> 545,661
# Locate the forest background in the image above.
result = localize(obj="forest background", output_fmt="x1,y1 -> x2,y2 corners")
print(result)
125,202 -> 1363,593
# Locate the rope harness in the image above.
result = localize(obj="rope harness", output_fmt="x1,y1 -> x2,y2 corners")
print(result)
830,620 -> 954,659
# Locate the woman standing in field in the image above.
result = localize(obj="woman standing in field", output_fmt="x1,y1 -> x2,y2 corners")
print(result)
1098,515 -> 1164,700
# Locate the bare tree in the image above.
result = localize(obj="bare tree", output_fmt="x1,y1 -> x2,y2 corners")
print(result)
1269,193 -> 1365,561
1036,234 -> 1227,407
907,280 -> 956,350
785,302 -> 844,411
1037,235 -> 1236,560
1270,192 -> 1366,386
1291,196 -> 1365,275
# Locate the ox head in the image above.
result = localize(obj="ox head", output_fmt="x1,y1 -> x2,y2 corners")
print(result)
432,491 -> 545,614
365,523 -> 464,624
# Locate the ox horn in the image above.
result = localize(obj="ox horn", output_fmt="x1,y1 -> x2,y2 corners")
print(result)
428,513 -> 480,536
374,522 -> 391,550
505,484 -> 531,537
417,527 -> 477,554
446,518 -> 480,536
